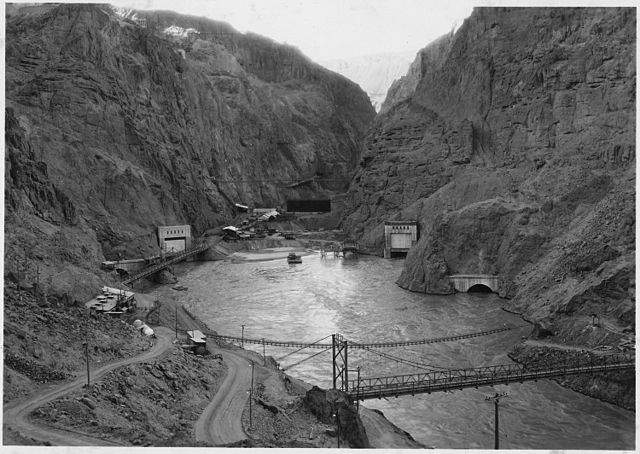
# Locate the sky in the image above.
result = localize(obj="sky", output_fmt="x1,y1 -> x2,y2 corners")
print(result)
107,0 -> 475,61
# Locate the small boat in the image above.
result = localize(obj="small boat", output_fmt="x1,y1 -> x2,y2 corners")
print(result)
287,252 -> 302,264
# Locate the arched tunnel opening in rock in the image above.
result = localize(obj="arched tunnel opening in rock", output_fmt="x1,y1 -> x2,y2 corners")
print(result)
467,283 -> 493,293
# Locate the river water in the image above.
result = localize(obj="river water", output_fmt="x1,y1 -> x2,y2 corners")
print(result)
150,250 -> 634,449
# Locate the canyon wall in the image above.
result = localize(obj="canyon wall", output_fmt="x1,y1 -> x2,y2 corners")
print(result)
342,7 -> 635,338
5,3 -> 375,297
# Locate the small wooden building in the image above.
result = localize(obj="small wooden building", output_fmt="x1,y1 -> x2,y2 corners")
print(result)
384,221 -> 418,258
187,330 -> 207,354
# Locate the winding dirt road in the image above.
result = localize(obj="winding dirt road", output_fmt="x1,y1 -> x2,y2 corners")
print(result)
195,349 -> 251,445
3,327 -> 174,446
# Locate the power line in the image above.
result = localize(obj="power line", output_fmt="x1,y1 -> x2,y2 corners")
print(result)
359,345 -> 448,371
282,346 -> 332,371
277,334 -> 333,361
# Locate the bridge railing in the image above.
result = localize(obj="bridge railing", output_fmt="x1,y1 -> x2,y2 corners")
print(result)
347,353 -> 635,398
526,352 -> 635,374
122,242 -> 210,285
347,363 -> 527,393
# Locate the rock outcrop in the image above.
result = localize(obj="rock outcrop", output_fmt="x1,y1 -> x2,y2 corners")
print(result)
342,7 -> 635,342
5,3 -> 375,298
303,386 -> 370,448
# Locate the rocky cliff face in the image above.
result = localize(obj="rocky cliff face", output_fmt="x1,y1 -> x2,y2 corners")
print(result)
342,7 -> 635,342
5,3 -> 374,297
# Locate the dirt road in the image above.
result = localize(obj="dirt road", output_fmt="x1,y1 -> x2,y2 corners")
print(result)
195,350 -> 251,445
3,327 -> 174,446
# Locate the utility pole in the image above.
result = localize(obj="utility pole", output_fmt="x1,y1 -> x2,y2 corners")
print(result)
249,361 -> 254,429
83,342 -> 90,386
331,334 -> 336,389
36,264 -> 41,300
262,338 -> 266,365
356,366 -> 361,412
335,409 -> 341,448
241,324 -> 245,348
175,306 -> 178,339
484,392 -> 509,449
494,398 -> 499,449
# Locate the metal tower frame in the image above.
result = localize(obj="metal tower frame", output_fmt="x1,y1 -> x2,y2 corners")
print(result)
332,333 -> 348,391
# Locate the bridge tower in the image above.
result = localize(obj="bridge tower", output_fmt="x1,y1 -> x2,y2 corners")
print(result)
332,334 -> 348,391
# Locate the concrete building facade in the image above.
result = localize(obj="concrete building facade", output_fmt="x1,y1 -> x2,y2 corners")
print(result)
158,225 -> 192,253
384,221 -> 418,258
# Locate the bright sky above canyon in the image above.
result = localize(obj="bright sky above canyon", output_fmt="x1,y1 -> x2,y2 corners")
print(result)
108,0 -> 474,61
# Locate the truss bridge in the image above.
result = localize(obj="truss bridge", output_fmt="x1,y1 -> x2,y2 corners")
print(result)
121,242 -> 210,287
345,353 -> 635,400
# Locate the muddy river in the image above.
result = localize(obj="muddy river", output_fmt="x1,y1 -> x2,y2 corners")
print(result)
150,250 -> 634,449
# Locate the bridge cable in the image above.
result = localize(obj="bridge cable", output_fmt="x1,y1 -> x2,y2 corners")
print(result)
276,334 -> 333,361
358,345 -> 448,372
282,346 -> 332,371
349,325 -> 529,349
208,325 -> 527,350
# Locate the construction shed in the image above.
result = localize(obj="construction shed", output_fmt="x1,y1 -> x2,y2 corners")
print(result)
187,330 -> 207,354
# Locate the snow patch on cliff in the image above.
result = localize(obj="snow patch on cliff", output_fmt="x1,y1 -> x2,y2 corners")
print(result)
163,25 -> 199,39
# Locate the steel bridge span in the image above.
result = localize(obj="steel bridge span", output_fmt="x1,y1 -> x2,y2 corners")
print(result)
122,242 -> 210,287
346,354 -> 635,400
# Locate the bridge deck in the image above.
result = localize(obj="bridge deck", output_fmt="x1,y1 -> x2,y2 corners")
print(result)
122,242 -> 210,286
346,354 -> 634,400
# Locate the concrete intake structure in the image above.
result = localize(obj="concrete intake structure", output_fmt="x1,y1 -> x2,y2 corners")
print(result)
384,221 -> 418,258
158,225 -> 192,253
449,275 -> 500,293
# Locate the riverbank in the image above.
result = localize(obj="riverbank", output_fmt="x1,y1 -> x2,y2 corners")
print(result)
501,308 -> 636,411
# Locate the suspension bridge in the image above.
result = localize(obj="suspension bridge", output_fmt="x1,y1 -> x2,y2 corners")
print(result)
204,325 -> 635,401
207,324 -> 522,349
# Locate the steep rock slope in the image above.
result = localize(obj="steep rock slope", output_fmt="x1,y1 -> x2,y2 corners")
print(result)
5,3 -> 374,298
342,8 -> 635,340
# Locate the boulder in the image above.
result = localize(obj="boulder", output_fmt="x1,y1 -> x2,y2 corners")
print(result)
303,386 -> 369,448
